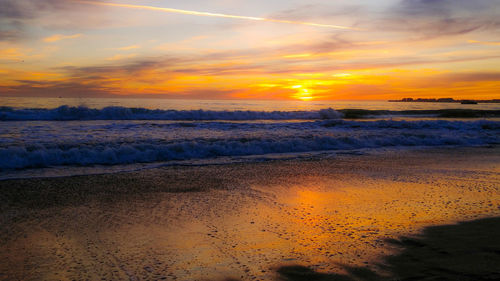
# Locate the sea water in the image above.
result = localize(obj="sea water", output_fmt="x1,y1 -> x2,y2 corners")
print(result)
1,97 -> 499,179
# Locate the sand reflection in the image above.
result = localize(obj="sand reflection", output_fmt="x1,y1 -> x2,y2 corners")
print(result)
1,148 -> 499,280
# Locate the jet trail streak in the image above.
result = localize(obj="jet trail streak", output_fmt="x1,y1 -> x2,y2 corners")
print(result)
76,1 -> 359,30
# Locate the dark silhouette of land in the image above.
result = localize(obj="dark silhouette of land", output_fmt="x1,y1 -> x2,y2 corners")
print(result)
275,217 -> 500,281
337,108 -> 500,118
389,97 -> 500,104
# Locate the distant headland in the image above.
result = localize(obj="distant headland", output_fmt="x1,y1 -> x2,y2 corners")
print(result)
389,98 -> 500,104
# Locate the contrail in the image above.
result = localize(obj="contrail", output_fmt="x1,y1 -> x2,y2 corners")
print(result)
75,1 -> 359,30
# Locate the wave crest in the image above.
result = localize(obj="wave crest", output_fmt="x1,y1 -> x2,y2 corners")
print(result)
0,106 -> 342,121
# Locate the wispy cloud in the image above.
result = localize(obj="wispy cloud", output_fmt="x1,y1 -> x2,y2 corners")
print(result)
440,71 -> 500,82
115,44 -> 140,51
106,53 -> 137,61
270,4 -> 361,22
468,40 -> 500,46
43,33 -> 82,43
376,0 -> 500,38
0,0 -> 104,41
4,59 -> 500,100
0,0 -> 70,19
0,80 -> 113,98
0,47 -> 25,61
0,45 -> 51,63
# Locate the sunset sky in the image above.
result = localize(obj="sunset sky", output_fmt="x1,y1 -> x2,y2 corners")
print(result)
1,0 -> 499,100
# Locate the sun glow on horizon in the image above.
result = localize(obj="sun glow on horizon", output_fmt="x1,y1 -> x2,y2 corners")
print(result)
1,0 -> 499,100
290,85 -> 314,101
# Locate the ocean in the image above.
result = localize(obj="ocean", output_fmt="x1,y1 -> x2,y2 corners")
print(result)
1,97 -> 499,179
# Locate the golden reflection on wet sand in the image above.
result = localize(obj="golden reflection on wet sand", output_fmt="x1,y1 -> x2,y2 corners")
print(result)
0,147 -> 499,280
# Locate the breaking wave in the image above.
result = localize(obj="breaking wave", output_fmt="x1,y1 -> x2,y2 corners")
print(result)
2,105 -> 499,121
0,118 -> 498,169
0,106 -> 342,121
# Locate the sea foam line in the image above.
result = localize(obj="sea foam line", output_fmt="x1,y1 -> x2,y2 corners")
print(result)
1,129 -> 497,169
2,106 -> 499,121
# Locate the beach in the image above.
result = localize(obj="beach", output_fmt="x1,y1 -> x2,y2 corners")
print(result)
1,146 -> 499,280
3,0 -> 500,279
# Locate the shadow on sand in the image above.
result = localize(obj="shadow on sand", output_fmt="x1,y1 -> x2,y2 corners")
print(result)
274,217 -> 500,281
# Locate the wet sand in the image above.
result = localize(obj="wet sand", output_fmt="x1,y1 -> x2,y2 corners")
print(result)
1,147 -> 499,280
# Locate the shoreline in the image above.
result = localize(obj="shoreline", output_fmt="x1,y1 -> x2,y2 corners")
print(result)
1,145 -> 498,181
1,146 -> 499,280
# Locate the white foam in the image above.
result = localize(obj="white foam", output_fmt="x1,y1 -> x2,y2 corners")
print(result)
0,106 -> 341,121
0,118 -> 498,170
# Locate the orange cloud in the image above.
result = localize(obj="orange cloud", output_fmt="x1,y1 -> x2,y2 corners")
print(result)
43,34 -> 82,43
0,48 -> 25,60
4,35 -> 500,101
115,45 -> 141,51
4,67 -> 500,100
106,54 -> 137,61
468,40 -> 500,46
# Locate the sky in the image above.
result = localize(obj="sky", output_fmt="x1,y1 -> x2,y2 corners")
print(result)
1,0 -> 499,100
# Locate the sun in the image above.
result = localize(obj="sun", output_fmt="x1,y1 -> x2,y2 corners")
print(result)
291,85 -> 313,101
